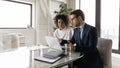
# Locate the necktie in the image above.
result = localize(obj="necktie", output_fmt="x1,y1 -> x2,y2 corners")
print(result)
77,28 -> 81,39
76,28 -> 81,45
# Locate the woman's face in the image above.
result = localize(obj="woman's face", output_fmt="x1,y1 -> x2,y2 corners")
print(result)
58,19 -> 66,30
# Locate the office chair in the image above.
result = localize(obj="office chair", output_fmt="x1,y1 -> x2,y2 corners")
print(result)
97,38 -> 112,68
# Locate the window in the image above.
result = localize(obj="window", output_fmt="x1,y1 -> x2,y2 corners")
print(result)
101,0 -> 119,50
80,0 -> 96,26
0,1 -> 32,28
78,0 -> 120,53
75,0 -> 80,9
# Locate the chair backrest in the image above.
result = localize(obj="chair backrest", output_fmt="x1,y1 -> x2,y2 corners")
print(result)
97,38 -> 112,68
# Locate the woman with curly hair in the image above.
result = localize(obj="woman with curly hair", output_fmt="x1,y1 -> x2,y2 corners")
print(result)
53,14 -> 73,45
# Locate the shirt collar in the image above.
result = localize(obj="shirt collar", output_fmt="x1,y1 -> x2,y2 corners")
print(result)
74,22 -> 85,29
79,23 -> 85,29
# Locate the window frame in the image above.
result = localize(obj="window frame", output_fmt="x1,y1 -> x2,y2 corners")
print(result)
79,0 -> 120,54
0,0 -> 32,29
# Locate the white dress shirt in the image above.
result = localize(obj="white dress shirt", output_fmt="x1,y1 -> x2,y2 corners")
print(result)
78,23 -> 85,39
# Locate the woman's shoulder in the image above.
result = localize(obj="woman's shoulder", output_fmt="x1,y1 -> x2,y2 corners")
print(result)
54,28 -> 59,31
66,27 -> 73,30
67,27 -> 73,30
66,27 -> 73,33
54,28 -> 59,33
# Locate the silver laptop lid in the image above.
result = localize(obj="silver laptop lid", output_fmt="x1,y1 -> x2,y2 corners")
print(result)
45,36 -> 62,51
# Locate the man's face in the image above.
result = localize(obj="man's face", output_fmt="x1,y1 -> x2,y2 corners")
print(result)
70,14 -> 83,27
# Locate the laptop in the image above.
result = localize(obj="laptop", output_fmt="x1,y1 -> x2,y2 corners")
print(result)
43,36 -> 64,59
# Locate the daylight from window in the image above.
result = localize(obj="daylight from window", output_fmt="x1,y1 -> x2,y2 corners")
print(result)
101,0 -> 119,50
75,0 -> 80,9
80,0 -> 95,26
0,1 -> 31,28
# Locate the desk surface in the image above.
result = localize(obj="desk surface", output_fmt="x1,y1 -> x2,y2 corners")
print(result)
0,47 -> 30,68
0,45 -> 84,68
31,45 -> 84,68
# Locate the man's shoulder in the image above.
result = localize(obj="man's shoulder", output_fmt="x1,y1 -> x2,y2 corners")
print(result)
85,23 -> 96,29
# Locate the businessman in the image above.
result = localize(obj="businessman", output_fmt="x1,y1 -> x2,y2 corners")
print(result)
61,9 -> 103,68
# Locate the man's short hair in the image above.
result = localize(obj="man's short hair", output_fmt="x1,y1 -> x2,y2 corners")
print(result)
70,9 -> 85,21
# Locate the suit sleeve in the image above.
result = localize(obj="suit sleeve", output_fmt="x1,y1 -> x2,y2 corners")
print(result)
60,35 -> 75,45
69,35 -> 75,44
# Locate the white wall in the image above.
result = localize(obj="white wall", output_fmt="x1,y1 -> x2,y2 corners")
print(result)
0,0 -> 36,46
50,0 -> 61,18
0,29 -> 35,46
0,0 -> 76,46
68,0 -> 76,10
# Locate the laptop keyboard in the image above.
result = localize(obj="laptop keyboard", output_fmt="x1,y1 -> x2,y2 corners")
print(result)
43,50 -> 63,59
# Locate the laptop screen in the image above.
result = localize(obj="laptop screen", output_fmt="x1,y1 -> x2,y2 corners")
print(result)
45,36 -> 62,51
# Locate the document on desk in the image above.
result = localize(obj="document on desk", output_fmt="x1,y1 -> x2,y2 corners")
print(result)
43,36 -> 63,59
34,36 -> 63,63
34,56 -> 61,64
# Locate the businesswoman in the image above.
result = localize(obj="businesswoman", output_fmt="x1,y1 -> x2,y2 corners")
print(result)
53,14 -> 73,45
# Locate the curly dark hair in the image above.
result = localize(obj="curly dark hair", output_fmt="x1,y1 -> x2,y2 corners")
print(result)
54,14 -> 69,28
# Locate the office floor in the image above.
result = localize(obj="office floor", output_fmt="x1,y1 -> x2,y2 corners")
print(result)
112,53 -> 120,68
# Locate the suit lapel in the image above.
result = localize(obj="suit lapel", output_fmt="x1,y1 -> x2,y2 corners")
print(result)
82,23 -> 87,40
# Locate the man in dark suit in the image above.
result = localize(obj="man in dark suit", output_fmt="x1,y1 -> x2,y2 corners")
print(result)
61,9 -> 103,68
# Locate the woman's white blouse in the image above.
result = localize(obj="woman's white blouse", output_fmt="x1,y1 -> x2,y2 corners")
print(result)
54,27 -> 73,41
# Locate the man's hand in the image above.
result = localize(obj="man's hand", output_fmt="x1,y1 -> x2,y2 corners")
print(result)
67,41 -> 75,51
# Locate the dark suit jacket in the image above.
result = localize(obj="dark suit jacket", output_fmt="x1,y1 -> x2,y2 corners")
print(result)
70,23 -> 103,68
61,23 -> 103,68
70,23 -> 97,53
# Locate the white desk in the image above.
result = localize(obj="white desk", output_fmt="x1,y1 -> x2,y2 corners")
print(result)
0,45 -> 84,68
0,47 -> 30,68
30,45 -> 84,68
